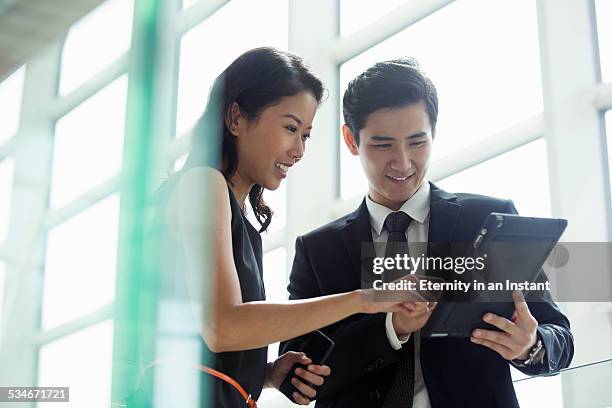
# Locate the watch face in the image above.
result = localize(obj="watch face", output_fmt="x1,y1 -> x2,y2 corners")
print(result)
529,340 -> 545,365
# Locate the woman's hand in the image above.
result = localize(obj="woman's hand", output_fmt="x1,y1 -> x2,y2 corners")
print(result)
265,351 -> 331,405
360,295 -> 427,314
358,286 -> 435,315
358,274 -> 439,315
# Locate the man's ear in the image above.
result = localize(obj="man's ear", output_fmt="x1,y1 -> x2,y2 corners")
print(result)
342,124 -> 359,156
225,102 -> 243,137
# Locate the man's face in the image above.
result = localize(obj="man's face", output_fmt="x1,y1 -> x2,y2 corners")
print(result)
343,102 -> 433,210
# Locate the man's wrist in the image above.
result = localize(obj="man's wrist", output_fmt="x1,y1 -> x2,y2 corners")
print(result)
385,312 -> 410,350
515,342 -> 533,361
391,311 -> 411,337
513,338 -> 545,366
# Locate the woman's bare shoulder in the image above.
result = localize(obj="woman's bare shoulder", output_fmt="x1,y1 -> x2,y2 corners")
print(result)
177,166 -> 226,191
166,167 -> 229,234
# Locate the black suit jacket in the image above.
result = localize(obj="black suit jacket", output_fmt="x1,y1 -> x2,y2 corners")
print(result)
280,183 -> 573,408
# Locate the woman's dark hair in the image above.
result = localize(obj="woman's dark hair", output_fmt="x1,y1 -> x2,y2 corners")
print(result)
343,57 -> 438,144
184,47 -> 324,232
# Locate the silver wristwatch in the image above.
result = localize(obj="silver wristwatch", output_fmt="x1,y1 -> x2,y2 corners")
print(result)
513,339 -> 545,366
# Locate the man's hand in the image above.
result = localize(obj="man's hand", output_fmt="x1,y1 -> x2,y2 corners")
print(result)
470,291 -> 538,361
392,301 -> 436,336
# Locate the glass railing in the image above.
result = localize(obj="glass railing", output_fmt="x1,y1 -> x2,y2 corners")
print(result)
513,358 -> 612,408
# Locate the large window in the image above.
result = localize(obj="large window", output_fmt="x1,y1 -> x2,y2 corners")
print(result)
38,320 -> 114,407
50,77 -> 127,208
58,0 -> 133,95
262,247 -> 288,361
340,0 -> 412,37
262,247 -> 288,304
0,66 -> 25,146
595,0 -> 612,83
176,0 -> 288,136
436,139 -> 551,217
41,195 -> 119,329
339,0 -> 542,199
0,158 -> 14,244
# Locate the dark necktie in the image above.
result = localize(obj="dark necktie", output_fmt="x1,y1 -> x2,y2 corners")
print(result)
382,211 -> 415,408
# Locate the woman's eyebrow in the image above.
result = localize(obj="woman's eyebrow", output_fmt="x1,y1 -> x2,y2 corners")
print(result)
283,113 -> 312,129
282,113 -> 302,124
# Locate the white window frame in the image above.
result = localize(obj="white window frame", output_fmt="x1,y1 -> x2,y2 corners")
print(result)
1,0 -> 611,406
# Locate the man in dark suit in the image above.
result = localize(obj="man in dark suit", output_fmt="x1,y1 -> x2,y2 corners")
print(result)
280,58 -> 573,407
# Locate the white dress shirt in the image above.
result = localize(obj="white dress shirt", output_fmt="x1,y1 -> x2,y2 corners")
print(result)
365,181 -> 432,408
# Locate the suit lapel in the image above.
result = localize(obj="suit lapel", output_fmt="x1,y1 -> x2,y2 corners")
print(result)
340,199 -> 373,288
428,182 -> 462,243
427,182 -> 462,280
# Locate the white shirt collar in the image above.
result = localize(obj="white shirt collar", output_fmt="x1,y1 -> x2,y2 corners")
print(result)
365,181 -> 431,236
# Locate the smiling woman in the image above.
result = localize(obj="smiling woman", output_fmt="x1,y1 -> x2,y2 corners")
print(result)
183,47 -> 323,233
223,90 -> 318,199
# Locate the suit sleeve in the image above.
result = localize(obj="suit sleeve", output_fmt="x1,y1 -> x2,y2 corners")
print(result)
504,200 -> 575,375
279,235 -> 402,399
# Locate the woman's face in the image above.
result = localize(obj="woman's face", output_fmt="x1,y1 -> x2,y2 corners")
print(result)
231,91 -> 318,191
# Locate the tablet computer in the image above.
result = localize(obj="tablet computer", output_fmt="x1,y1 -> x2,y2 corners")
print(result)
421,212 -> 567,338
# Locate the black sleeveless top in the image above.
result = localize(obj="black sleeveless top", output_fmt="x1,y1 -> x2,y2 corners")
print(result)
204,186 -> 267,407
152,178 -> 267,407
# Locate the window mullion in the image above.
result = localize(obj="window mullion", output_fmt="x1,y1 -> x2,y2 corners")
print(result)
0,43 -> 62,389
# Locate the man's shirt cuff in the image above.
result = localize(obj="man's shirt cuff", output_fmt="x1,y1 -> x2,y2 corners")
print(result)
385,312 -> 411,350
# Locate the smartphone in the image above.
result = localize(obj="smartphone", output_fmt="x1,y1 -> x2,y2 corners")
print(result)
279,330 -> 335,403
